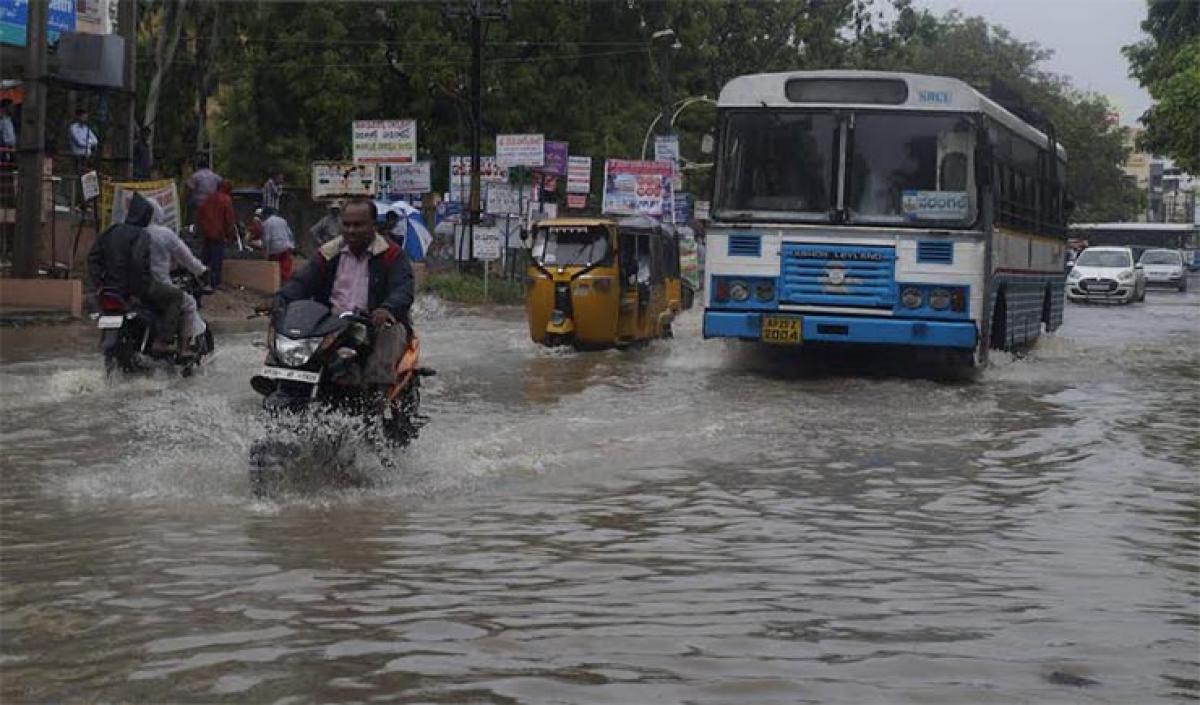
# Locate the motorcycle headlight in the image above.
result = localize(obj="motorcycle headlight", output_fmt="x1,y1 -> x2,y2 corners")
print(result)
1118,270 -> 1134,282
901,287 -> 923,309
274,335 -> 322,367
729,280 -> 750,302
928,288 -> 952,310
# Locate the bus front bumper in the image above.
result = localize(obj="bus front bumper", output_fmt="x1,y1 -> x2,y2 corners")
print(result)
703,311 -> 977,349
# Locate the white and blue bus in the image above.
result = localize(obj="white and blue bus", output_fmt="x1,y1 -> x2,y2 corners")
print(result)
703,71 -> 1069,363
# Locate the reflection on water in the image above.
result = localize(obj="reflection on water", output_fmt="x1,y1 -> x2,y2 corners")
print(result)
1,290 -> 1198,703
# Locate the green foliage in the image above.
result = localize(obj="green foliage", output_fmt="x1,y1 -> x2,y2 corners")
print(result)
1125,1 -> 1200,173
423,272 -> 524,306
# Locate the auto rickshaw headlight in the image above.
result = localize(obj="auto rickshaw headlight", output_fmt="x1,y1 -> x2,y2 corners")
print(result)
729,280 -> 750,302
755,281 -> 775,302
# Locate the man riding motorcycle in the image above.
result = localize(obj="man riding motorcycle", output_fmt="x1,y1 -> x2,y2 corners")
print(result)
88,192 -> 182,354
274,197 -> 415,385
147,198 -> 210,350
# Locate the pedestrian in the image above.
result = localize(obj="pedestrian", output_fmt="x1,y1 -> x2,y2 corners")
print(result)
307,202 -> 341,254
132,125 -> 152,179
380,210 -> 403,246
67,108 -> 98,167
260,207 -> 296,282
185,155 -> 221,224
195,180 -> 237,287
0,99 -> 15,164
262,171 -> 285,211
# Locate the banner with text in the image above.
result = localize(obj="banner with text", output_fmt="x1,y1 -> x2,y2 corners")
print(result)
449,155 -> 509,205
496,134 -> 545,168
602,159 -> 674,217
103,179 -> 180,233
352,119 -> 416,164
567,156 -> 592,194
378,161 -> 431,195
540,140 -> 569,177
312,162 -> 376,199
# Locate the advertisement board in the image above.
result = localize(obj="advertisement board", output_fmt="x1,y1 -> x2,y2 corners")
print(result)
496,134 -> 545,168
602,159 -> 674,217
378,161 -> 431,195
312,161 -> 376,199
102,179 -> 180,233
654,135 -> 680,168
567,193 -> 587,210
540,140 -> 569,176
567,156 -> 591,194
473,226 -> 502,261
352,119 -> 416,164
0,0 -> 77,47
485,182 -> 535,216
449,155 -> 509,205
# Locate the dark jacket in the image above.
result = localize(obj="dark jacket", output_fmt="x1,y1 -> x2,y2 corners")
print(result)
276,234 -> 414,322
88,192 -> 154,297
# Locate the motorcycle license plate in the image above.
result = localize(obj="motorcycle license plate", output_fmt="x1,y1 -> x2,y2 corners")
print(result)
97,316 -> 124,329
761,315 -> 802,344
259,365 -> 320,384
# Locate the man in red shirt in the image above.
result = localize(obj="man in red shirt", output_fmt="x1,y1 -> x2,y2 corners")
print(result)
196,180 -> 237,287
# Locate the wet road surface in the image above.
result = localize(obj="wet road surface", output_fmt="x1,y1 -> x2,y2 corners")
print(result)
1,288 -> 1197,703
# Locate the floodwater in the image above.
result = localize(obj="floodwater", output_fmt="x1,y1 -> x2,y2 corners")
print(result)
1,287 -> 1197,704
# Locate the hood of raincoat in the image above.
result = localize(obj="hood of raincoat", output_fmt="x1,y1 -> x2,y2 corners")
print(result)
124,192 -> 155,228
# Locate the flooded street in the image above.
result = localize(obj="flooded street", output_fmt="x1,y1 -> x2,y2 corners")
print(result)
1,289 -> 1197,703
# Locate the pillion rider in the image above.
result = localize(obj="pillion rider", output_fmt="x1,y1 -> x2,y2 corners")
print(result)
273,198 -> 415,383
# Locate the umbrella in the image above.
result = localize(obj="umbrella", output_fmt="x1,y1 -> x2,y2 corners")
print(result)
374,199 -> 433,261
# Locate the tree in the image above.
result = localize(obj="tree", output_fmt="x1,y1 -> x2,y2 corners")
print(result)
1125,0 -> 1200,173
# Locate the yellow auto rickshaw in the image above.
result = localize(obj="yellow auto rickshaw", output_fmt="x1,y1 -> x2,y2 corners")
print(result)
525,216 -> 686,348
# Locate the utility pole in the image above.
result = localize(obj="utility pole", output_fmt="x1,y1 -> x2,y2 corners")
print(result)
114,0 -> 138,179
652,28 -> 677,138
444,0 -> 508,263
15,0 -> 48,278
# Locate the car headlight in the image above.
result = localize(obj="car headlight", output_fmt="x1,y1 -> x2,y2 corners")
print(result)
928,288 -> 951,310
755,281 -> 775,301
1068,269 -> 1082,281
1118,270 -> 1134,282
729,280 -> 750,302
274,335 -> 322,367
901,287 -> 923,309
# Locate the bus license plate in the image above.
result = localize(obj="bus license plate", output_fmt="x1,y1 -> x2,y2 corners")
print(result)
761,316 -> 802,345
259,366 -> 320,384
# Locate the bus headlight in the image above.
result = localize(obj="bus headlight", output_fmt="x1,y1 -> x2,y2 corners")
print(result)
729,280 -> 751,302
755,281 -> 775,301
928,288 -> 951,310
901,287 -> 923,309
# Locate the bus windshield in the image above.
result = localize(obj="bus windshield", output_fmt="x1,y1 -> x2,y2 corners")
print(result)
848,114 -> 977,227
531,225 -> 610,266
717,111 -> 837,221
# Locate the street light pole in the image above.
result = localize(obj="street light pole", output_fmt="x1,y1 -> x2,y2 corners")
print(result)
654,29 -> 674,138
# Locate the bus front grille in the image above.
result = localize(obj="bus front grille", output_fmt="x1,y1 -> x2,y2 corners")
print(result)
779,243 -> 896,308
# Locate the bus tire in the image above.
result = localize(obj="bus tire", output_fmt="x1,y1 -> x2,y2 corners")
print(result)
990,290 -> 1008,352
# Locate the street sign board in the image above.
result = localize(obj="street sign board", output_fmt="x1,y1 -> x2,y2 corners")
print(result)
654,134 -> 680,168
496,134 -> 545,167
378,161 -> 431,195
567,156 -> 591,194
449,155 -> 508,204
352,119 -> 416,164
473,226 -> 502,261
541,140 -> 569,176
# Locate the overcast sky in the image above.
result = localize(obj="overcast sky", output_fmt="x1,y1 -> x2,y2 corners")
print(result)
913,0 -> 1152,125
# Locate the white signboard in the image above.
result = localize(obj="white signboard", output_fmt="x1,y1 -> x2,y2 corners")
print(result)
695,200 -> 711,221
80,171 -> 100,201
654,135 -> 680,168
353,119 -> 417,164
312,161 -> 376,199
567,156 -> 592,194
473,226 -> 502,261
485,182 -> 534,216
496,134 -> 545,168
901,190 -> 969,221
378,161 -> 431,194
449,156 -> 509,205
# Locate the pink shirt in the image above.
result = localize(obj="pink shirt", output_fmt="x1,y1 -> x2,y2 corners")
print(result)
329,246 -> 371,315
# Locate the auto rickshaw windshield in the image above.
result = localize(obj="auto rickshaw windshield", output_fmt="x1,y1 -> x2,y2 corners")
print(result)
532,225 -> 610,266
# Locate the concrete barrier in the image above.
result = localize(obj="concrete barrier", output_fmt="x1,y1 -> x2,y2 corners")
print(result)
0,278 -> 83,318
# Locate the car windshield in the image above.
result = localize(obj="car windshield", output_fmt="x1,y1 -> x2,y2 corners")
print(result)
848,114 -> 977,226
1139,250 -> 1180,265
716,111 -> 836,220
1076,250 -> 1131,268
531,225 -> 609,266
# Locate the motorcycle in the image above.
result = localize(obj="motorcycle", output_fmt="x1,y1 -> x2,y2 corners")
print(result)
96,271 -> 214,377
248,299 -> 432,496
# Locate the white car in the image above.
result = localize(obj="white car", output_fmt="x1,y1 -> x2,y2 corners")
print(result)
1138,248 -> 1188,292
1067,246 -> 1146,304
